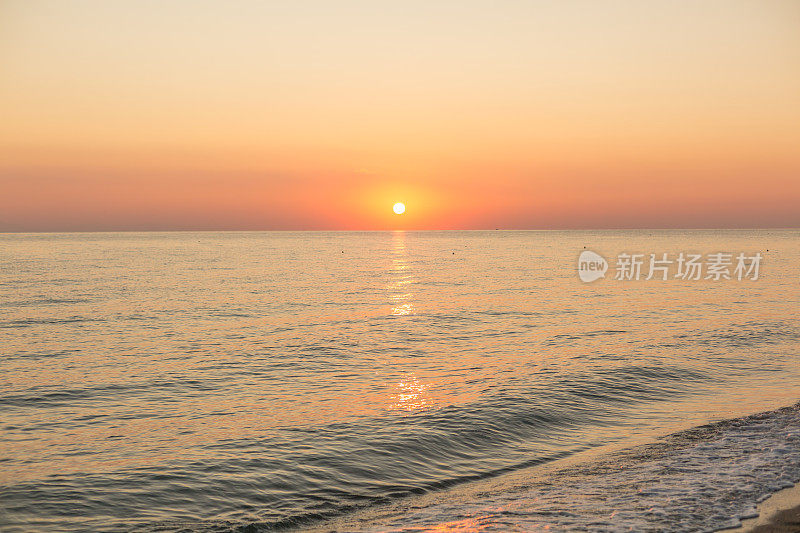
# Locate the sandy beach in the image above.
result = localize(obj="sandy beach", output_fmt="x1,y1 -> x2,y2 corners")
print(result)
739,484 -> 800,532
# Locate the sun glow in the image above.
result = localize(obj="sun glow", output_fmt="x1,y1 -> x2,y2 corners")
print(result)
393,202 -> 406,215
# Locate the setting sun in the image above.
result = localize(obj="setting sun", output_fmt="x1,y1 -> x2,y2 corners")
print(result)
393,202 -> 406,215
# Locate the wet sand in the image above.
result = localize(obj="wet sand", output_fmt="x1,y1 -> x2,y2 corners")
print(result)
739,483 -> 800,532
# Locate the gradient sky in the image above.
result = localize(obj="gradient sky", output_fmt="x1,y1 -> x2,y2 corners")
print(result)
1,0 -> 799,230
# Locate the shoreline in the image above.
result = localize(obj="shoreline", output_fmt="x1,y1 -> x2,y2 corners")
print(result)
307,402 -> 800,532
736,483 -> 800,532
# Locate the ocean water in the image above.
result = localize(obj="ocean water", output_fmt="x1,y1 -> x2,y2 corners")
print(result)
1,230 -> 799,532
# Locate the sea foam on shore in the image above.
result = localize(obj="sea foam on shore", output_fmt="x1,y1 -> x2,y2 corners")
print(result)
317,403 -> 800,532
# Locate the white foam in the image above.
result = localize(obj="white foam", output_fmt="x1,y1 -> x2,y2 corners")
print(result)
362,404 -> 800,532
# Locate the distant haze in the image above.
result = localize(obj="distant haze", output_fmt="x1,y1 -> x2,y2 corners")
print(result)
1,0 -> 799,230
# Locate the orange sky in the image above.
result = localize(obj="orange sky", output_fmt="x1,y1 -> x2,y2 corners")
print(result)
1,0 -> 799,230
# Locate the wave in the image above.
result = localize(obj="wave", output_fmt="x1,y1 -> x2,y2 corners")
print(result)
322,402 -> 800,532
0,316 -> 100,328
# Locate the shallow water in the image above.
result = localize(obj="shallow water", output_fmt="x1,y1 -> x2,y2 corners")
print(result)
1,230 -> 799,531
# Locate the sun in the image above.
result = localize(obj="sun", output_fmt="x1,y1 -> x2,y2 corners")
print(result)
392,202 -> 406,215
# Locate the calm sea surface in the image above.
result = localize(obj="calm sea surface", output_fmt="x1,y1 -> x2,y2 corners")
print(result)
1,230 -> 800,531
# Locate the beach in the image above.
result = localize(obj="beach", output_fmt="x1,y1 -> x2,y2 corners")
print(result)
739,484 -> 800,532
307,402 -> 800,531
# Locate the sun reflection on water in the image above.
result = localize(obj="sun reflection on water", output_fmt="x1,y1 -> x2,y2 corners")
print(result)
388,231 -> 415,316
388,376 -> 430,413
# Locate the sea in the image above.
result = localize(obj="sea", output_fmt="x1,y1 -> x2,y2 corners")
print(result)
1,230 -> 799,532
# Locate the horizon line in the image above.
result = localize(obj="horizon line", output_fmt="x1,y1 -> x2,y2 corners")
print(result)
2,227 -> 799,234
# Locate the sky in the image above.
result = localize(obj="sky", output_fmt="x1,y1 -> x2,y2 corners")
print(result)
1,0 -> 799,231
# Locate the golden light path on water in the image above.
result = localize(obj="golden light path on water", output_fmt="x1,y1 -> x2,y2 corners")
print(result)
386,231 -> 430,413
388,231 -> 414,317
